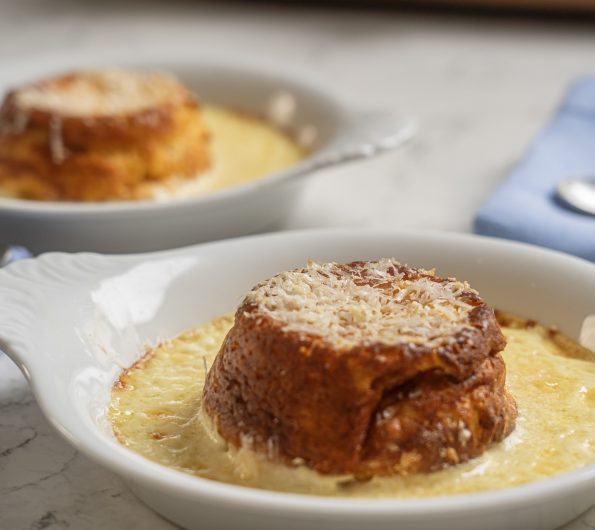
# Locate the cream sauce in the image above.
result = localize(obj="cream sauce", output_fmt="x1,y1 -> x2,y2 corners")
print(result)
144,105 -> 304,200
109,314 -> 595,498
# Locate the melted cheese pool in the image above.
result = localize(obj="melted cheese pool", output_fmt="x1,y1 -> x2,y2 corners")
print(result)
144,105 -> 304,200
109,315 -> 595,497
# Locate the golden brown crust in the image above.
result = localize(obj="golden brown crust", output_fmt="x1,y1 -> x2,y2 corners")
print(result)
0,69 -> 210,201
495,309 -> 595,362
203,260 -> 517,476
362,355 -> 516,474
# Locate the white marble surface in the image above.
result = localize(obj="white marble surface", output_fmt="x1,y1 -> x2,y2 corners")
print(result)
1,1 -> 595,528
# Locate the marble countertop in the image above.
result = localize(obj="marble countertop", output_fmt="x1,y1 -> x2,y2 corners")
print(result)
1,1 -> 595,528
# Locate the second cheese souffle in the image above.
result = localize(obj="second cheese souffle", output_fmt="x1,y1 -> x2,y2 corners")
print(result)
203,259 -> 517,476
0,69 -> 210,201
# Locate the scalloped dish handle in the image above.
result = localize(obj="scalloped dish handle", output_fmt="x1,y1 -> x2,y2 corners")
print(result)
296,112 -> 417,177
0,252 -> 112,371
0,247 -> 31,359
0,269 -> 37,371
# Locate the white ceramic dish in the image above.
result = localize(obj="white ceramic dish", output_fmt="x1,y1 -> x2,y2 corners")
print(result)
1,228 -> 594,530
0,50 -> 415,254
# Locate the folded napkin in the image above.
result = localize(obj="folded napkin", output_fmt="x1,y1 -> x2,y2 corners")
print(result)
474,77 -> 595,262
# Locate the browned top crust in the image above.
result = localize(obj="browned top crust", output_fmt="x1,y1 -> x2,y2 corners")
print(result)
0,69 -> 210,201
203,260 -> 516,476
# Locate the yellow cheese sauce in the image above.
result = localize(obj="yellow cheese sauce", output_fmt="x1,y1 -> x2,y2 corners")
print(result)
109,314 -> 595,498
144,105 -> 304,200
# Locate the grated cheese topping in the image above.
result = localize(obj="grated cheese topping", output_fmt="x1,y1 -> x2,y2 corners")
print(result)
13,69 -> 189,117
246,259 -> 479,349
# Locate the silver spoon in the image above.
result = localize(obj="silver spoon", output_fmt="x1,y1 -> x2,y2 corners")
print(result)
0,245 -> 31,268
557,177 -> 595,216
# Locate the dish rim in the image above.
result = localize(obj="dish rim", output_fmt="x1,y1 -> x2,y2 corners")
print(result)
1,228 -> 595,517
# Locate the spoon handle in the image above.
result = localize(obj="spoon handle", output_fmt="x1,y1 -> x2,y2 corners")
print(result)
0,245 -> 32,268
557,178 -> 595,216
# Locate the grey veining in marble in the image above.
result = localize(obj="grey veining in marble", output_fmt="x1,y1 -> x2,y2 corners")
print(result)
1,1 -> 595,528
0,355 -> 171,529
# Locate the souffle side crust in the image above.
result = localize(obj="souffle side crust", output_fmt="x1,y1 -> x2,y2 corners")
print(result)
203,259 -> 517,476
0,69 -> 210,201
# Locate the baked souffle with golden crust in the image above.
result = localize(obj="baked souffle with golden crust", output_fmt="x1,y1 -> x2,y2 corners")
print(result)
203,259 -> 517,477
0,69 -> 210,201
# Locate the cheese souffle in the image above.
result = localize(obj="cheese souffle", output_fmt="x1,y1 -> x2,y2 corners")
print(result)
203,259 -> 517,476
0,69 -> 303,201
110,260 -> 595,496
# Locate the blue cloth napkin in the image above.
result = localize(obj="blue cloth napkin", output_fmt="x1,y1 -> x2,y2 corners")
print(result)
474,77 -> 595,262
